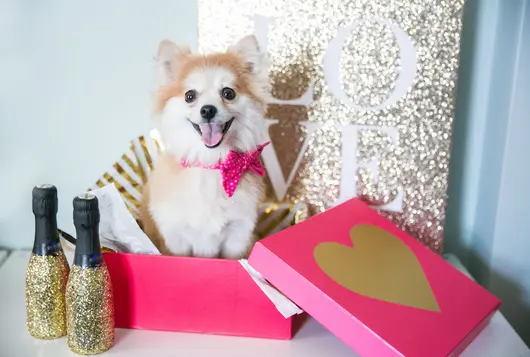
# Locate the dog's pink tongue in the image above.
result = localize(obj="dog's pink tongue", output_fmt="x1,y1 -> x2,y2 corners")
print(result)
199,123 -> 224,147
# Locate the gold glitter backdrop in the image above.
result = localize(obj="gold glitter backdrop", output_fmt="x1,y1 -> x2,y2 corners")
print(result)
198,0 -> 464,253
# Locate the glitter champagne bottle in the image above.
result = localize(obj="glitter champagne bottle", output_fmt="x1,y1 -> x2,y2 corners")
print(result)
66,194 -> 114,355
26,184 -> 70,339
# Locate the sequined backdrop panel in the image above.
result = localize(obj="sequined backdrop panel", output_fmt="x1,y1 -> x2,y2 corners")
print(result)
198,0 -> 464,253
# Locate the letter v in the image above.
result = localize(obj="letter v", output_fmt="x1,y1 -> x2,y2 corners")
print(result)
262,120 -> 322,201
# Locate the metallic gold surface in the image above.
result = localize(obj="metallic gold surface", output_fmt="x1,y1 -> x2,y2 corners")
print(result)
255,202 -> 309,238
66,264 -> 114,355
25,252 -> 70,339
197,0 -> 464,253
315,225 -> 439,312
91,131 -> 161,218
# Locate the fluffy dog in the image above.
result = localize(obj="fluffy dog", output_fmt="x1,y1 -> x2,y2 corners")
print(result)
140,35 -> 270,259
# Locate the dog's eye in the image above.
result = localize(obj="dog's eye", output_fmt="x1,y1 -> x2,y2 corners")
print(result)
185,90 -> 197,103
221,87 -> 236,101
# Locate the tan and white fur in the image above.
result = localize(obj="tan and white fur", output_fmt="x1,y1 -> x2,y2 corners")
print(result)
140,35 -> 270,259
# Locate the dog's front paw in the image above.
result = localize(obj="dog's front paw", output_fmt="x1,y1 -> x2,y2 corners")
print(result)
220,221 -> 256,260
162,233 -> 193,257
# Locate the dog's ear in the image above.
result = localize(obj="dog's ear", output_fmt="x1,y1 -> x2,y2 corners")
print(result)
156,39 -> 191,87
228,35 -> 268,77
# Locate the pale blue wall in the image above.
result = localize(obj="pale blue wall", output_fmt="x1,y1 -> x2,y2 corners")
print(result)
0,0 -> 198,249
445,0 -> 530,344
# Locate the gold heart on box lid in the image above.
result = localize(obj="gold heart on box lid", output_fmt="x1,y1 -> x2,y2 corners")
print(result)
314,224 -> 440,312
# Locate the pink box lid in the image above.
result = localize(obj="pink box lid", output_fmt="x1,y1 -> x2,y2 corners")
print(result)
248,198 -> 501,357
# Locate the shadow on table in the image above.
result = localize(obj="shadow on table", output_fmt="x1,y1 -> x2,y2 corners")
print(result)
114,328 -> 134,348
489,269 -> 530,347
468,251 -> 530,347
292,314 -> 311,338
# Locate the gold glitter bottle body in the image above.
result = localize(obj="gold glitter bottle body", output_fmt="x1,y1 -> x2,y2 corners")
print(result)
26,184 -> 70,340
66,194 -> 114,355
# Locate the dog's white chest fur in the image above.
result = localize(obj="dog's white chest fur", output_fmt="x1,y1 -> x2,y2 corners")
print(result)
147,153 -> 262,258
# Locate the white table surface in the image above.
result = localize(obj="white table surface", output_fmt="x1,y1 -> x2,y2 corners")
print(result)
0,250 -> 528,357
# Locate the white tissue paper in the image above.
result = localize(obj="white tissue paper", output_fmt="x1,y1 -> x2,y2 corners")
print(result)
88,184 -> 161,255
239,259 -> 304,318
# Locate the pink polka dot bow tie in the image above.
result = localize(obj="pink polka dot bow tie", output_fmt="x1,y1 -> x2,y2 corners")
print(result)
220,142 -> 270,197
181,142 -> 270,198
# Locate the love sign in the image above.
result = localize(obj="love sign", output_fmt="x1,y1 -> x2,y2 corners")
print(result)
198,0 -> 464,252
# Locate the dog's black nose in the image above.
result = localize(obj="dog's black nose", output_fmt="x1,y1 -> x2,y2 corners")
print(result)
200,105 -> 217,121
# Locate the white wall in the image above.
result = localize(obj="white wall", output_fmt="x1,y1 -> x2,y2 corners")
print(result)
0,0 -> 197,249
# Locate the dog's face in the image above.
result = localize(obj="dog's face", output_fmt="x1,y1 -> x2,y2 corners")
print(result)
154,36 -> 270,164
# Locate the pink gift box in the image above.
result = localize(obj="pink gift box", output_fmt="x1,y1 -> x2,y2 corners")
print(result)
248,198 -> 501,356
102,198 -> 500,353
103,252 -> 297,339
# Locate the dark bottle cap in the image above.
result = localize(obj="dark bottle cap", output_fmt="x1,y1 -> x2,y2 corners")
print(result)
32,184 -> 58,216
73,194 -> 103,267
32,184 -> 61,256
